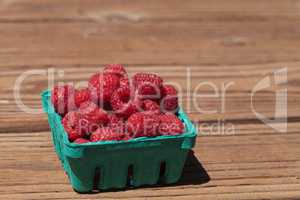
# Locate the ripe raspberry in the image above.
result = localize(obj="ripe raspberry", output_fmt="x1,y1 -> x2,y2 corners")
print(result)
78,101 -> 109,132
74,88 -> 91,107
110,87 -> 142,118
142,99 -> 160,114
107,113 -> 126,133
119,76 -> 130,88
74,138 -> 90,144
51,84 -> 76,116
133,73 -> 163,99
127,112 -> 160,138
107,113 -> 121,125
90,127 -> 127,142
88,73 -> 120,105
62,111 -> 86,141
103,64 -> 130,90
133,73 -> 163,87
158,113 -> 184,135
103,64 -> 127,78
160,85 -> 178,113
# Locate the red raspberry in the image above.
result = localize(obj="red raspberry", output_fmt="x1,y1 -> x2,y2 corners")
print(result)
110,87 -> 142,118
133,73 -> 163,99
143,99 -> 160,114
88,73 -> 120,105
74,88 -> 91,107
103,64 -> 127,78
103,64 -> 130,90
133,73 -> 163,87
160,85 -> 178,113
107,114 -> 126,133
90,127 -> 128,142
119,76 -> 130,88
74,138 -> 90,144
62,111 -> 86,141
107,113 -> 121,125
127,112 -> 160,138
78,101 -> 109,132
158,113 -> 184,135
51,85 -> 76,116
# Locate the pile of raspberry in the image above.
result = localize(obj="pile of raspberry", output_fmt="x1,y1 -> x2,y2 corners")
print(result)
51,64 -> 184,144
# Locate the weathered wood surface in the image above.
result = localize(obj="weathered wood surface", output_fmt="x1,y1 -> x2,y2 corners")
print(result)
0,1 -> 299,199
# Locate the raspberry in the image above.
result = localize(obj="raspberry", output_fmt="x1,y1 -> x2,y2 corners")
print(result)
107,113 -> 121,125
107,113 -> 126,133
133,73 -> 163,87
142,99 -> 160,114
133,73 -> 163,99
62,111 -> 86,141
51,84 -> 76,116
103,64 -> 130,89
74,88 -> 91,107
90,127 -> 127,142
110,87 -> 142,118
127,112 -> 160,138
158,113 -> 184,135
88,73 -> 120,105
78,101 -> 109,132
74,138 -> 90,144
103,64 -> 127,78
160,85 -> 178,113
119,76 -> 130,88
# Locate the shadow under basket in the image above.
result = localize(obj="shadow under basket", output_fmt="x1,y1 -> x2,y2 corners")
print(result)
41,90 -> 197,193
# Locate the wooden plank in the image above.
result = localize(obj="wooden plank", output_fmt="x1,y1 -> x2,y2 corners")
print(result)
0,0 -> 300,21
0,63 -> 299,133
0,188 -> 299,200
0,0 -> 299,66
0,21 -> 299,66
0,130 -> 299,199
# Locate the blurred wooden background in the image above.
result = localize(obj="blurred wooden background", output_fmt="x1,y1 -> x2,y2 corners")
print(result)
0,1 -> 300,199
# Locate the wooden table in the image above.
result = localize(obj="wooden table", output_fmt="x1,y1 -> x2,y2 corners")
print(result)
0,1 -> 300,199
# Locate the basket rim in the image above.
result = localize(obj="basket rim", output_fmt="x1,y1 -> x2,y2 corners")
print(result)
41,89 -> 197,148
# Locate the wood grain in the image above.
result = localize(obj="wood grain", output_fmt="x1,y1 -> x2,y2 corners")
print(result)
0,1 -> 300,66
1,63 -> 300,132
0,0 -> 299,199
0,130 -> 300,199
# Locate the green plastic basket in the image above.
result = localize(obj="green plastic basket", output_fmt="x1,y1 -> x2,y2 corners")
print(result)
41,90 -> 197,193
